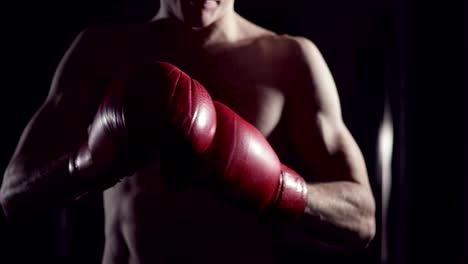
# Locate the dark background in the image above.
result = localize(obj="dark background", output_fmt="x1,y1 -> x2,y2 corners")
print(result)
0,0 -> 465,263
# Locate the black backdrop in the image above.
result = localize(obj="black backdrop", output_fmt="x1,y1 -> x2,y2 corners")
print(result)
0,0 -> 466,263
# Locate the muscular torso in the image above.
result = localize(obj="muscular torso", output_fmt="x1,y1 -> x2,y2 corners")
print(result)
82,21 -> 296,264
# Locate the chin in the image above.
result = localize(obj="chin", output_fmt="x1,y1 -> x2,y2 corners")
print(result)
187,17 -> 217,29
179,0 -> 225,28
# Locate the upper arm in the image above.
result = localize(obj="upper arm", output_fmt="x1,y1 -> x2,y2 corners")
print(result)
4,28 -> 102,176
285,37 -> 369,187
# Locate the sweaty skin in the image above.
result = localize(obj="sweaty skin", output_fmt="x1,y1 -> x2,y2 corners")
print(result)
1,1 -> 376,263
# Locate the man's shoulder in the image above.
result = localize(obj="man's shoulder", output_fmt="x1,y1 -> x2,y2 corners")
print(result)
61,23 -> 152,79
249,34 -> 320,82
252,34 -> 319,64
77,23 -> 147,55
60,27 -> 113,70
50,24 -> 148,98
235,16 -> 313,57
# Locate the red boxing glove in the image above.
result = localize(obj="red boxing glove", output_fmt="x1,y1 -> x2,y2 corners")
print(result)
36,61 -> 307,218
152,62 -> 308,219
204,102 -> 308,218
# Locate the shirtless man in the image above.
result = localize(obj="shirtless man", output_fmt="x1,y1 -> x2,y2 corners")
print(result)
0,0 -> 376,263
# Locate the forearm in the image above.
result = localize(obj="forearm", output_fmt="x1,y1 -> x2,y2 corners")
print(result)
0,149 -> 125,220
298,181 -> 375,248
0,154 -> 84,219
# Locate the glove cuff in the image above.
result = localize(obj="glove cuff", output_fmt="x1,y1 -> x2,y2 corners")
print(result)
276,164 -> 308,219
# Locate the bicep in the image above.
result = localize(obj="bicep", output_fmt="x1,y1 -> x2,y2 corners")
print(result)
287,103 -> 367,184
8,29 -> 100,169
11,98 -> 76,165
286,37 -> 368,186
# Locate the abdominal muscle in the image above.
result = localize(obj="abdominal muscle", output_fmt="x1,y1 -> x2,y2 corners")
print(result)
102,153 -> 274,264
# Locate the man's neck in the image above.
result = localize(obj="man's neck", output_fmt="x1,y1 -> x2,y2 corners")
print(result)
151,9 -> 241,47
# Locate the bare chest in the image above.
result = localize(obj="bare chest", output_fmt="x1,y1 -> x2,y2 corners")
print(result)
190,65 -> 285,138
109,49 -> 286,139
102,38 -> 290,262
101,27 -> 289,137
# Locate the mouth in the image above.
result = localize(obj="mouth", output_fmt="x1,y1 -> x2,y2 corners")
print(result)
188,0 -> 220,10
